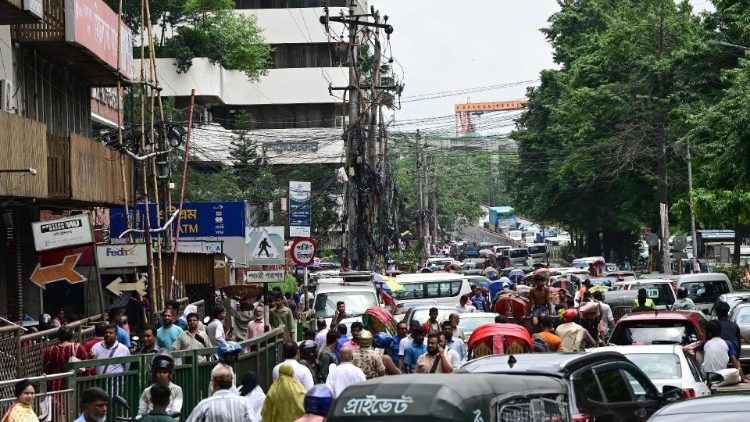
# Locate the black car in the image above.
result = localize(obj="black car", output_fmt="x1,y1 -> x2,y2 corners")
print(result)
457,351 -> 682,422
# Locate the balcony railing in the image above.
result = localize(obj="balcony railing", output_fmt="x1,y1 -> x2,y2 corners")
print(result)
47,131 -> 133,205
0,0 -> 43,25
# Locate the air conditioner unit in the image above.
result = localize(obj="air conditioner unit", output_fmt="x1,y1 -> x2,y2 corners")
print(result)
335,116 -> 344,128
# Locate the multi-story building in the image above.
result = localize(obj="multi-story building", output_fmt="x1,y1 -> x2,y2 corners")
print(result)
0,0 -> 134,320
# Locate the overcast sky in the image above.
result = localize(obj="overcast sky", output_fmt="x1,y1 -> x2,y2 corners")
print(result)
376,0 -> 714,130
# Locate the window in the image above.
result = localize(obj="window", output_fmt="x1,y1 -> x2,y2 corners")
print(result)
683,350 -> 704,382
734,307 -> 750,325
682,280 -> 729,304
609,321 -> 700,345
620,366 -> 659,401
495,394 -> 569,422
573,369 -> 602,404
596,367 -> 632,402
392,283 -> 425,300
426,283 -> 440,298
313,292 -> 378,318
625,353 -> 682,380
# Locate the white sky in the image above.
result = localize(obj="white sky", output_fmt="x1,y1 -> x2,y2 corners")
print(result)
376,0 -> 714,126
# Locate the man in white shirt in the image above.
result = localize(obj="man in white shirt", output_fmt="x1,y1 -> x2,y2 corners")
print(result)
325,348 -> 365,398
272,342 -> 314,390
313,318 -> 329,355
702,320 -> 743,376
90,324 -> 130,374
207,307 -> 227,347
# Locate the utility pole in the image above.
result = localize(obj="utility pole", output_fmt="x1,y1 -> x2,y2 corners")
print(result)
321,6 -> 396,270
415,129 -> 424,262
687,140 -> 699,272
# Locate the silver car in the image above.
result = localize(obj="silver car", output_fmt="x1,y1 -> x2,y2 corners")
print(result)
729,301 -> 750,368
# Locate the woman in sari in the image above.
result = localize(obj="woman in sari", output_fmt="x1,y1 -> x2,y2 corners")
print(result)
2,380 -> 37,422
42,327 -> 90,390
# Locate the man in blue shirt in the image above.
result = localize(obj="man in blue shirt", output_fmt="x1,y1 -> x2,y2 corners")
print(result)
156,309 -> 183,352
441,320 -> 467,361
470,286 -> 486,312
108,308 -> 132,348
390,321 -> 408,367
333,323 -> 349,360
403,327 -> 427,373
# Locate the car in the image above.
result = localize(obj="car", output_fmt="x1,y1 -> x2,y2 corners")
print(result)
445,312 -> 496,341
312,279 -> 380,328
647,394 -> 750,421
670,273 -> 733,314
710,291 -> 750,316
458,351 -> 682,421
400,305 -> 456,330
609,279 -> 677,310
605,271 -> 638,282
392,273 -> 471,314
590,345 -> 711,398
608,311 -> 707,346
728,301 -> 750,368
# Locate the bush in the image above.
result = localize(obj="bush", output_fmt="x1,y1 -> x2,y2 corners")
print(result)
714,264 -> 743,290
268,274 -> 298,295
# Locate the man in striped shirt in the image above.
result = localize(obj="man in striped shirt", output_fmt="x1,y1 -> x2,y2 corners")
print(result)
186,365 -> 257,422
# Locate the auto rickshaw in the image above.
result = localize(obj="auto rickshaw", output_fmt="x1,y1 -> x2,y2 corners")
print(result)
494,292 -> 530,322
326,373 -> 569,421
361,306 -> 397,335
467,323 -> 534,359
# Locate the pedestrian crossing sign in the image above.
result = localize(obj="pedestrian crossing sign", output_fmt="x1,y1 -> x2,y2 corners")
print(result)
246,226 -> 285,265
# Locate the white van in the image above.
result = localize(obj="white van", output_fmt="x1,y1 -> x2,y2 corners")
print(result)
670,273 -> 733,314
392,273 -> 471,315
527,243 -> 548,261
313,274 -> 380,328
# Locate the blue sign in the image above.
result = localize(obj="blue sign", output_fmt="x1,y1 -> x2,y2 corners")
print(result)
109,202 -> 248,238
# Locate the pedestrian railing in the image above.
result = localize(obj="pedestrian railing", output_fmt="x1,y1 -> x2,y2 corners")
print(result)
0,371 -> 74,422
60,327 -> 284,421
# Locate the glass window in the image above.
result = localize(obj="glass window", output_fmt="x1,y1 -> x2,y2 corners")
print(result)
609,321 -> 700,345
313,292 -> 378,318
683,350 -> 704,382
625,353 -> 682,380
621,366 -> 659,401
595,367 -> 632,403
682,281 -> 724,304
735,307 -> 750,325
393,283 -> 425,300
426,283 -> 440,298
573,369 -> 602,404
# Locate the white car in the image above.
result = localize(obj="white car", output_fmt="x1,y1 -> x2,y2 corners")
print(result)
590,345 -> 711,399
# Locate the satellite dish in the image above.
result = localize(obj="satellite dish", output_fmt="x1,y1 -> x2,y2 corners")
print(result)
673,236 -> 687,251
645,233 -> 659,248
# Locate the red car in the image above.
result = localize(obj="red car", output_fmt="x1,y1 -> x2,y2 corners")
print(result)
608,310 -> 708,346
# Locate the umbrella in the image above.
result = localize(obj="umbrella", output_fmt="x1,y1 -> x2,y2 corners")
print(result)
476,279 -> 490,288
509,269 -> 525,278
529,268 -> 551,277
373,273 -> 403,292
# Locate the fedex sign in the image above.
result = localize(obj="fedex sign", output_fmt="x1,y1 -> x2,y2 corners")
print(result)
96,244 -> 147,268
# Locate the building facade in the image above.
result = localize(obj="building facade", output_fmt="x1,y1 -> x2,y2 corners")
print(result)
0,0 -> 134,321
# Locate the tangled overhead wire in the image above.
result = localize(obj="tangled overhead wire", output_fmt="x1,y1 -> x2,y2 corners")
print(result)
99,121 -> 187,159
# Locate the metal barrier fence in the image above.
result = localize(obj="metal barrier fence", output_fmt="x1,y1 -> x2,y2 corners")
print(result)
60,327 -> 284,421
0,372 -> 74,422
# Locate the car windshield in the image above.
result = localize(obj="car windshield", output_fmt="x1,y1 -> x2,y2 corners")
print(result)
528,245 -> 546,254
632,283 -> 675,306
589,278 -> 613,287
625,353 -> 682,380
313,291 -> 377,318
410,308 -> 452,325
681,281 -> 726,304
610,322 -> 699,345
509,250 -> 528,258
734,307 -> 750,325
456,316 -> 495,333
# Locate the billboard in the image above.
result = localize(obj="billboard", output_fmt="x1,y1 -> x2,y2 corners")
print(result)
109,202 -> 248,239
32,215 -> 93,252
289,181 -> 311,237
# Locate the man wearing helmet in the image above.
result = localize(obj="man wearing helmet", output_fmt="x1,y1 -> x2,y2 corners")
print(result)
209,341 -> 242,395
138,355 -> 183,417
298,340 -> 321,384
351,330 -> 385,379
555,309 -> 596,352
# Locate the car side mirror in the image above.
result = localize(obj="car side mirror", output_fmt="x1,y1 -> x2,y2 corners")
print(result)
661,385 -> 682,403
706,371 -> 724,387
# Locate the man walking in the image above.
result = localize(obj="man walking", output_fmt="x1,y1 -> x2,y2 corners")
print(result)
421,307 -> 441,335
555,310 -> 596,352
156,309 -> 183,352
528,274 -> 551,317
351,330 -> 385,379
403,327 -> 427,373
187,365 -> 257,421
441,320 -> 467,362
415,333 -> 453,373
246,305 -> 268,340
325,348 -> 365,398
269,294 -> 295,342
90,324 -> 130,374
272,342 -> 314,390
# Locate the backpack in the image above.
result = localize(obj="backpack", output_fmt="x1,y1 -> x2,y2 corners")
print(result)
532,333 -> 549,353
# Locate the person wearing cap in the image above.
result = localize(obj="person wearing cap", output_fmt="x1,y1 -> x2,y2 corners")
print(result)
632,288 -> 656,311
239,372 -> 265,422
351,330 -> 385,379
294,384 -> 334,422
138,355 -> 183,417
555,309 -> 596,352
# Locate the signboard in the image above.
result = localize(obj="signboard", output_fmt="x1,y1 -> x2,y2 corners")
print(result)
96,244 -> 147,268
246,226 -> 285,265
23,0 -> 43,19
32,215 -> 93,252
106,276 -> 147,297
30,254 -> 87,288
245,270 -> 285,283
289,181 -> 311,237
109,202 -> 248,239
177,240 -> 223,254
290,237 -> 316,267
64,0 -> 134,80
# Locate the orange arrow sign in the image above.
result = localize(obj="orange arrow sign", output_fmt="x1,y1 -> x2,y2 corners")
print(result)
30,254 -> 87,288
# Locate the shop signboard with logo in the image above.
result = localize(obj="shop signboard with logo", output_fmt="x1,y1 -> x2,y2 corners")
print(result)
96,244 -> 147,268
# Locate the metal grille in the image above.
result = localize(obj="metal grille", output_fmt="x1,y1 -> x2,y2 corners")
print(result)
496,396 -> 569,422
0,327 -> 20,380
0,372 -> 73,422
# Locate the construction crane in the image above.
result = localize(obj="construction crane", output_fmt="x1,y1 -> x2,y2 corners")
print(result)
455,100 -> 527,135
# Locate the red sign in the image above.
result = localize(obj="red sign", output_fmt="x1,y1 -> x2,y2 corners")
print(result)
290,237 -> 316,267
65,0 -> 134,80
30,254 -> 87,288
